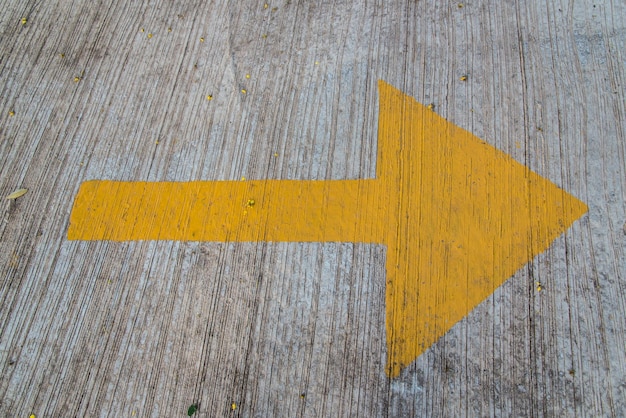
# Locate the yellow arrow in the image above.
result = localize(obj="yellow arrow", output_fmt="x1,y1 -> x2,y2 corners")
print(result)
68,80 -> 588,378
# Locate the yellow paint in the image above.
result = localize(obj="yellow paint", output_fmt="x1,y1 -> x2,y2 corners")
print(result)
68,80 -> 588,378
376,81 -> 586,377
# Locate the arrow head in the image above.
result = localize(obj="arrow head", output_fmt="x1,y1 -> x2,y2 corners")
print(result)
377,80 -> 588,377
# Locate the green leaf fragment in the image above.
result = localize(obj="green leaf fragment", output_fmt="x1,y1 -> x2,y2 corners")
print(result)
5,188 -> 28,200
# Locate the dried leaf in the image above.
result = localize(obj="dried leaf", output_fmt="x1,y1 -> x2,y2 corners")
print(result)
5,188 -> 28,200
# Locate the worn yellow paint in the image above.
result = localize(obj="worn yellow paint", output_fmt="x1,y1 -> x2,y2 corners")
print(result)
68,80 -> 588,378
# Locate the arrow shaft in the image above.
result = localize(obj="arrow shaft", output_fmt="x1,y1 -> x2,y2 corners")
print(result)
68,179 -> 387,242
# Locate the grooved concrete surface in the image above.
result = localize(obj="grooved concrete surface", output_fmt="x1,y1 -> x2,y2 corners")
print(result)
1,1 -> 625,416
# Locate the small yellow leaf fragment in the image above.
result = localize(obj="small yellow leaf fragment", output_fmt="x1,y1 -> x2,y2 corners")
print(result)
9,110 -> 15,117
460,75 -> 468,81
200,37 -> 204,42
147,33 -> 153,39
21,17 -> 27,25
168,27 -> 172,32
241,89 -> 247,94
231,403 -> 237,411
241,176 -> 246,181
535,281 -> 543,292
74,76 -> 81,82
30,414 -> 35,418
206,95 -> 213,100
314,61 -> 319,65
9,253 -> 18,267
427,103 -> 435,111
59,53 -> 65,58
245,74 -> 250,79
261,33 -> 267,39
6,188 -> 28,200
458,3 -> 464,8
247,199 -> 255,207
140,28 -> 145,32
264,3 -> 268,8
273,152 -> 278,157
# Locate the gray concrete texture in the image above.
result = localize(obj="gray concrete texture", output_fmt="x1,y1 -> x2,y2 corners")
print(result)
1,0 -> 625,416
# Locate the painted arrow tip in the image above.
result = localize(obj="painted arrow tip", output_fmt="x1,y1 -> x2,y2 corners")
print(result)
377,80 -> 588,378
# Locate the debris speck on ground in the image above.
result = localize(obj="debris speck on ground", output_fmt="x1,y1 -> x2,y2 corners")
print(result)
5,188 -> 28,200
187,403 -> 198,416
